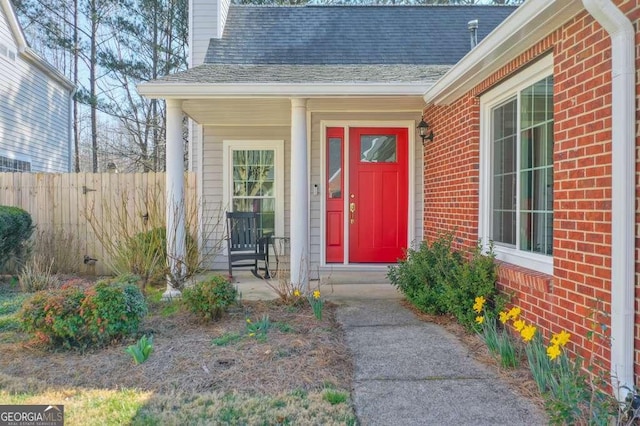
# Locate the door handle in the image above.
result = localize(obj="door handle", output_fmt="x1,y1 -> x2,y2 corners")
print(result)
349,202 -> 356,224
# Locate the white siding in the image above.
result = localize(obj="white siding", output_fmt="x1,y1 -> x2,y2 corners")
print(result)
198,111 -> 424,273
189,0 -> 230,67
0,7 -> 71,172
201,125 -> 290,270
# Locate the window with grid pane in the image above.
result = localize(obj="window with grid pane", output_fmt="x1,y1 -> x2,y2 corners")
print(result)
0,155 -> 31,172
231,150 -> 275,236
491,75 -> 554,256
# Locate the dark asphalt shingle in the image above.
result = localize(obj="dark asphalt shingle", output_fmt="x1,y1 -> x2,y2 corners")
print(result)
204,5 -> 518,65
152,64 -> 451,84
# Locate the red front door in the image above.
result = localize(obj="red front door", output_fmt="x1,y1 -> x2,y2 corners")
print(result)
348,127 -> 408,263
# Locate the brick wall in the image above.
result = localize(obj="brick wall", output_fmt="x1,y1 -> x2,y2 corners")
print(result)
423,0 -> 640,378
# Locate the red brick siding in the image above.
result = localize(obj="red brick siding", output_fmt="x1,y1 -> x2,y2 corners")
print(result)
423,0 -> 640,379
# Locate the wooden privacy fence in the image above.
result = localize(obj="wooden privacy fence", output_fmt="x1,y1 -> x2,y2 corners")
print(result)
0,172 -> 197,275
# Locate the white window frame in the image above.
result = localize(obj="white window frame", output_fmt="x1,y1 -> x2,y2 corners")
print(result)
479,54 -> 554,275
222,140 -> 285,239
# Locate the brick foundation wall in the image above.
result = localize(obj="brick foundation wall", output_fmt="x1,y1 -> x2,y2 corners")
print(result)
423,0 -> 640,379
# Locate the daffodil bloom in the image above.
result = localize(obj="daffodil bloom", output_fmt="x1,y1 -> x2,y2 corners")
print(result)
473,296 -> 486,313
550,330 -> 571,347
507,307 -> 521,320
313,290 -> 321,299
513,319 -> 525,332
475,316 -> 484,324
246,318 -> 251,323
499,311 -> 509,324
249,332 -> 255,337
293,289 -> 301,297
547,344 -> 561,360
520,324 -> 536,342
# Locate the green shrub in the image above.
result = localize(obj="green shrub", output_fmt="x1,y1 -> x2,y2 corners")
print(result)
19,278 -> 147,349
182,275 -> 237,321
387,233 -> 458,315
387,233 -> 500,329
0,206 -> 33,273
441,241 -> 500,329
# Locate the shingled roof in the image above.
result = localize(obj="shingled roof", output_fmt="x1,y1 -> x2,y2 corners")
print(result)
205,5 -> 518,66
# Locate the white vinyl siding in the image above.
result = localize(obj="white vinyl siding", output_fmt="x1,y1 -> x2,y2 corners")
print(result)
198,108 -> 423,273
0,5 -> 72,172
201,126 -> 290,270
189,0 -> 230,67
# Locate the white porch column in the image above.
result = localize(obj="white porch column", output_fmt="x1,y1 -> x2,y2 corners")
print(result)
164,98 -> 186,299
290,98 -> 309,290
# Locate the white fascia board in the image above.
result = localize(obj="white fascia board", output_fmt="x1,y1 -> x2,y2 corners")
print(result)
424,0 -> 583,106
1,0 -> 27,49
1,0 -> 74,92
137,82 -> 432,99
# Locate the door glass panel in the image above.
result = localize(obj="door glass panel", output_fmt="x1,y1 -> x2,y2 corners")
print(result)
328,137 -> 342,198
360,135 -> 396,163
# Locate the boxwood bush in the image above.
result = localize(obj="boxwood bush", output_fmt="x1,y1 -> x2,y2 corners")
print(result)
387,233 -> 501,330
19,276 -> 148,349
182,274 -> 238,321
0,206 -> 33,272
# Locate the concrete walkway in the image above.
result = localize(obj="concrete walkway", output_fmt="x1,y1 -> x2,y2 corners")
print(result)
233,274 -> 548,425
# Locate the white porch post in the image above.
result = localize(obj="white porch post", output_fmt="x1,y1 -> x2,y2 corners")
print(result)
290,98 -> 309,290
164,98 -> 186,299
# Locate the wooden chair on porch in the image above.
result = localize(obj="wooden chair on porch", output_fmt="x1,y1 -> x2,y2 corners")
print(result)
225,211 -> 271,279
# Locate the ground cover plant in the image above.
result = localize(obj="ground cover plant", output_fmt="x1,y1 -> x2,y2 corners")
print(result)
0,276 -> 355,425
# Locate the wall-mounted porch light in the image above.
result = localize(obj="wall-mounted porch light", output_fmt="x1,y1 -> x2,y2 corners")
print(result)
417,118 -> 434,145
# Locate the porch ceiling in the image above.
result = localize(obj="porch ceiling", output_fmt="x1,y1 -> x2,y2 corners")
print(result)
183,96 -> 426,126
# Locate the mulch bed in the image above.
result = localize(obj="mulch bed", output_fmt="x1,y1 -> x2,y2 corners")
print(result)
0,294 -> 352,396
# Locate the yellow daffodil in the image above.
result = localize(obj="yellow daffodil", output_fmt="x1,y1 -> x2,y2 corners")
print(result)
520,324 -> 536,342
246,318 -> 251,323
475,316 -> 484,324
249,332 -> 255,337
547,344 -> 561,361
313,290 -> 321,299
293,289 -> 301,297
473,296 -> 486,313
513,319 -> 525,332
499,311 -> 509,324
550,330 -> 571,347
507,307 -> 521,320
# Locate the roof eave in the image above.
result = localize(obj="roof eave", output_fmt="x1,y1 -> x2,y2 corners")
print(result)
423,0 -> 583,106
21,48 -> 75,91
137,82 -> 433,99
1,0 -> 74,91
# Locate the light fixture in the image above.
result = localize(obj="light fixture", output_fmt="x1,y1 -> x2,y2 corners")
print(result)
417,118 -> 434,145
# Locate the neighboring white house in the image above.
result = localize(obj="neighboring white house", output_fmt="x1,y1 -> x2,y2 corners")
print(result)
0,0 -> 74,172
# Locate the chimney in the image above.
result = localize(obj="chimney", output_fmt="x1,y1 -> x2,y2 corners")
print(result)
468,19 -> 479,49
189,0 -> 231,67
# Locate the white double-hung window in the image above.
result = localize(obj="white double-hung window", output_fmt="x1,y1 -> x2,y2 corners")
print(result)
479,55 -> 554,274
223,140 -> 285,238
